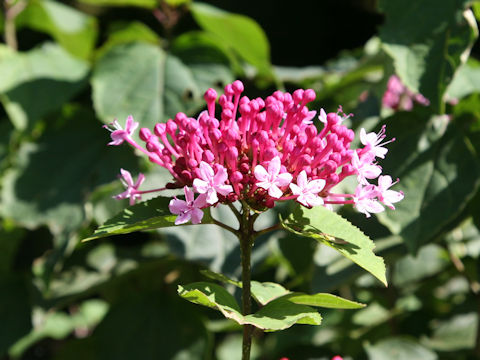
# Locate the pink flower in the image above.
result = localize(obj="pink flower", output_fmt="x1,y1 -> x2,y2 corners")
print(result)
376,175 -> 404,209
193,162 -> 233,204
318,108 -> 327,125
331,357 -> 344,360
353,184 -> 384,218
382,75 -> 430,111
104,115 -> 138,146
169,186 -> 207,225
290,170 -> 326,207
255,156 -> 293,198
360,125 -> 393,159
351,151 -> 382,185
114,169 -> 145,205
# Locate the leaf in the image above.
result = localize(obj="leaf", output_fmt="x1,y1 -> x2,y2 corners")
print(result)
178,282 -> 322,331
250,282 -> 290,305
92,42 -> 232,131
0,107 -> 138,232
0,43 -> 89,130
84,196 -> 214,241
365,337 -> 438,360
281,204 -> 387,286
282,293 -> 365,310
446,59 -> 480,100
16,0 -> 97,59
376,113 -> 480,252
78,0 -> 157,8
379,0 -> 478,111
421,312 -> 478,351
200,269 -> 241,287
190,2 -> 272,76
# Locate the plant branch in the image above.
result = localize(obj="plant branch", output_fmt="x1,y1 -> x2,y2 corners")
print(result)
4,0 -> 26,50
254,223 -> 281,237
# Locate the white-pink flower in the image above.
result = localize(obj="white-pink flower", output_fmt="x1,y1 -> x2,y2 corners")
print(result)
353,184 -> 384,218
290,170 -> 326,207
318,108 -> 327,125
360,125 -> 392,159
169,186 -> 207,225
351,151 -> 382,185
114,169 -> 145,206
254,156 -> 293,198
104,115 -> 138,146
376,175 -> 404,209
193,162 -> 233,204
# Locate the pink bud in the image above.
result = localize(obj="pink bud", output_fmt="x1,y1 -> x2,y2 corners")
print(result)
304,88 -> 316,103
139,128 -> 152,142
232,80 -> 244,94
204,88 -> 217,102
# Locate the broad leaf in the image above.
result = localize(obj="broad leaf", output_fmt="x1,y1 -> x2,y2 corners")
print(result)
376,113 -> 480,252
178,282 -> 322,331
365,337 -> 437,360
190,2 -> 272,76
446,59 -> 480,100
250,282 -> 290,305
78,0 -> 157,8
0,43 -> 89,130
92,42 -> 233,131
85,196 -> 214,241
282,293 -> 365,310
281,205 -> 387,286
379,0 -> 478,112
17,0 -> 97,59
0,107 -> 138,231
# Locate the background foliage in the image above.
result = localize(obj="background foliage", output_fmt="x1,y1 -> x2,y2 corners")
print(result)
1,0 -> 480,359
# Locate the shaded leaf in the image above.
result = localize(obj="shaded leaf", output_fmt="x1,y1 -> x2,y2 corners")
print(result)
190,2 -> 271,75
17,0 -> 97,59
251,282 -> 290,305
365,337 -> 437,360
281,204 -> 387,286
379,0 -> 478,111
0,43 -> 89,130
78,0 -> 157,8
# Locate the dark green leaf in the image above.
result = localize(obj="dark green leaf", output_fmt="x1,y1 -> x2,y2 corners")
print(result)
379,0 -> 478,111
365,337 -> 437,360
78,0 -> 157,8
190,2 -> 271,75
17,0 -> 97,59
281,204 -> 387,286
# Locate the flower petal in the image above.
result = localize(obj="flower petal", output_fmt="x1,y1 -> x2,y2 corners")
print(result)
275,172 -> 293,187
268,156 -> 281,176
120,168 -> 134,187
268,184 -> 283,198
254,165 -> 269,182
199,161 -> 214,181
190,208 -> 204,224
193,179 -> 209,194
175,211 -> 192,225
184,186 -> 194,204
169,198 -> 188,215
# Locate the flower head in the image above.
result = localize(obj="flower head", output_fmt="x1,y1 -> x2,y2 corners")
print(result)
114,169 -> 145,205
169,186 -> 207,225
104,115 -> 138,146
376,175 -> 404,209
382,75 -> 430,111
107,80 -> 403,221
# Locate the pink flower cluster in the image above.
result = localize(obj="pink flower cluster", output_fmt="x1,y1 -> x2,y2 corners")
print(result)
382,75 -> 430,111
105,80 -> 403,224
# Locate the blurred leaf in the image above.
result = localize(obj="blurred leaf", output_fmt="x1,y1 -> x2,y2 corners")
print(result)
178,281 -> 322,331
281,204 -> 387,286
353,302 -> 390,327
190,2 -> 272,76
92,42 -> 232,130
366,337 -> 438,360
393,244 -> 449,286
78,0 -> 157,8
0,43 -> 89,130
0,224 -> 24,275
96,21 -> 160,59
376,113 -> 480,252
379,0 -> 478,112
216,334 -> 260,360
421,312 -> 478,351
201,269 -> 241,287
17,0 -> 97,59
0,275 -> 32,356
0,107 -> 138,231
447,59 -> 480,100
85,196 -> 215,241
9,300 -> 109,358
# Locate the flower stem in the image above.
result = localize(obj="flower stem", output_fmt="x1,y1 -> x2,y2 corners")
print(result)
238,202 -> 256,360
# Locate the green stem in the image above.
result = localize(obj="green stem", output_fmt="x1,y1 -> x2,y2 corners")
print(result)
239,202 -> 256,360
4,0 -> 26,50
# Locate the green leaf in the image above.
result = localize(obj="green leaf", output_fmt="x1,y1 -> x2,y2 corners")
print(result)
376,113 -> 480,252
0,43 -> 89,130
200,269 -> 241,287
84,196 -> 214,241
16,0 -> 97,59
379,0 -> 478,112
0,107 -> 138,231
78,0 -> 157,8
92,42 -> 232,131
281,204 -> 387,286
446,59 -> 480,100
365,337 -> 438,360
421,312 -> 478,351
250,282 -> 290,305
178,282 -> 322,331
178,282 -> 244,323
243,299 -> 322,331
282,293 -> 365,310
190,2 -> 272,76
